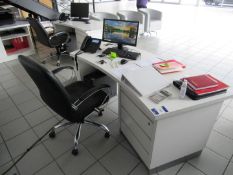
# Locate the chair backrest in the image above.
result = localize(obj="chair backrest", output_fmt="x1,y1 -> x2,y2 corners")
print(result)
27,17 -> 51,47
90,12 -> 119,21
18,55 -> 72,119
117,10 -> 144,24
138,8 -> 162,20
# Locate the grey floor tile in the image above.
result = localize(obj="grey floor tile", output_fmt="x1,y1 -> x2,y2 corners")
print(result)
67,123 -> 100,142
224,162 -> 233,175
44,130 -> 74,158
177,163 -> 205,175
17,98 -> 44,115
189,148 -> 228,175
88,109 -> 118,126
0,161 -> 18,175
0,107 -> 21,126
1,78 -> 23,89
11,90 -> 35,105
6,129 -> 38,158
33,117 -> 60,141
214,118 -> 233,140
157,163 -> 183,175
100,145 -> 139,175
82,162 -> 110,175
206,131 -> 233,160
24,81 -> 37,90
0,98 -> 15,112
83,131 -> 118,159
0,90 -> 8,100
107,119 -> 125,143
0,73 -> 16,83
34,162 -> 64,175
0,143 -> 12,167
16,144 -> 53,175
0,67 -> 11,76
25,107 -> 54,127
5,84 -> 28,96
57,144 -> 96,175
221,106 -> 233,122
120,139 -> 139,159
0,117 -> 30,140
107,100 -> 118,115
129,163 -> 149,175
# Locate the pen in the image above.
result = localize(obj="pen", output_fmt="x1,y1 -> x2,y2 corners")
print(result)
151,108 -> 159,115
161,106 -> 168,112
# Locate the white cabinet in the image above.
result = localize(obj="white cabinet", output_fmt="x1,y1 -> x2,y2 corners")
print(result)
0,21 -> 35,63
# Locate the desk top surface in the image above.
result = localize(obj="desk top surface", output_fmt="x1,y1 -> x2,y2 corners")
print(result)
53,20 -> 102,32
71,43 -> 233,122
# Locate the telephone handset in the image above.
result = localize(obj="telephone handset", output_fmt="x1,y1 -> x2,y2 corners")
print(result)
80,36 -> 101,53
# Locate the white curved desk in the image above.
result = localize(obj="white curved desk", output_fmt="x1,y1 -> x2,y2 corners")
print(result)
71,46 -> 233,173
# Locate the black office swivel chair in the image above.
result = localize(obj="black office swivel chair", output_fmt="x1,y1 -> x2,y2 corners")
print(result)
27,17 -> 70,66
18,55 -> 111,155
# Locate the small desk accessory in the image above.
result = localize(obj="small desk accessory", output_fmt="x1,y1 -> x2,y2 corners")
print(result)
153,59 -> 185,74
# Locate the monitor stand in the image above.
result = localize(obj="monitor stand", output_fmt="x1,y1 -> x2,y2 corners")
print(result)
116,44 -> 128,51
71,17 -> 90,24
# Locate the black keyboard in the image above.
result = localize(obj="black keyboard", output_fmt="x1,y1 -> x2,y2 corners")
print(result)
71,18 -> 90,24
102,48 -> 140,60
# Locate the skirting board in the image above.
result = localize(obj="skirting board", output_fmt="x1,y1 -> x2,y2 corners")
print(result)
149,150 -> 202,174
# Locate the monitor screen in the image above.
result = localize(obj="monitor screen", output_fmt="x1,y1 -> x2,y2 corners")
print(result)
70,3 -> 89,18
102,19 -> 139,47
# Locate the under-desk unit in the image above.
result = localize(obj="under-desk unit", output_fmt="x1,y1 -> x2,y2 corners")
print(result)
0,21 -> 35,63
119,71 -> 233,172
71,46 -> 233,173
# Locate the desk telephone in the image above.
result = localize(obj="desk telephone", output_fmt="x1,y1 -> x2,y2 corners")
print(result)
80,36 -> 101,53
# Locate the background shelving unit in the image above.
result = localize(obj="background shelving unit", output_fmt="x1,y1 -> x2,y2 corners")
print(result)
0,21 -> 35,63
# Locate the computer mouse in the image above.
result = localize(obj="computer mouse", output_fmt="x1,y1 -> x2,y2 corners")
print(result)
120,59 -> 128,65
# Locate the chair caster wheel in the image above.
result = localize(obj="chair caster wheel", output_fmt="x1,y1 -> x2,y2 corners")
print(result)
98,109 -> 104,116
56,63 -> 60,67
98,111 -> 103,116
49,130 -> 56,138
105,132 -> 110,138
72,149 -> 79,156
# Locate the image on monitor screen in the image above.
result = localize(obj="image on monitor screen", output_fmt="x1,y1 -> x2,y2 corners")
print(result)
102,19 -> 139,47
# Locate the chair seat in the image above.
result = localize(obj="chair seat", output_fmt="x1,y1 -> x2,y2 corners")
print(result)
65,81 -> 93,102
65,81 -> 109,122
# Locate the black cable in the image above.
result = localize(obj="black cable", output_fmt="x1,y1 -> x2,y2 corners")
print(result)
1,119 -> 64,175
74,50 -> 84,71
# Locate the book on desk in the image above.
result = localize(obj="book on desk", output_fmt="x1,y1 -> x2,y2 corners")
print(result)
173,74 -> 229,100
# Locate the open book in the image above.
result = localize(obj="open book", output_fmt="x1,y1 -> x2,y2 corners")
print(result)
122,66 -> 170,96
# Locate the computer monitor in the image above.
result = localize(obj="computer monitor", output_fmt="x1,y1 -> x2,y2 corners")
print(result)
70,3 -> 89,19
102,19 -> 139,50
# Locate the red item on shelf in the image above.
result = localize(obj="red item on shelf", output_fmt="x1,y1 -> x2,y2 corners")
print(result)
6,48 -> 18,54
22,36 -> 29,48
11,38 -> 20,50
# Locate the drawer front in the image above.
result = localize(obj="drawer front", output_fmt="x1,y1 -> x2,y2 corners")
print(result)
120,92 -> 153,138
121,108 -> 152,152
121,121 -> 151,167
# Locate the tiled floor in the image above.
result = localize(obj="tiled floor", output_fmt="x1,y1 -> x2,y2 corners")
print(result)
1,1 -> 233,175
